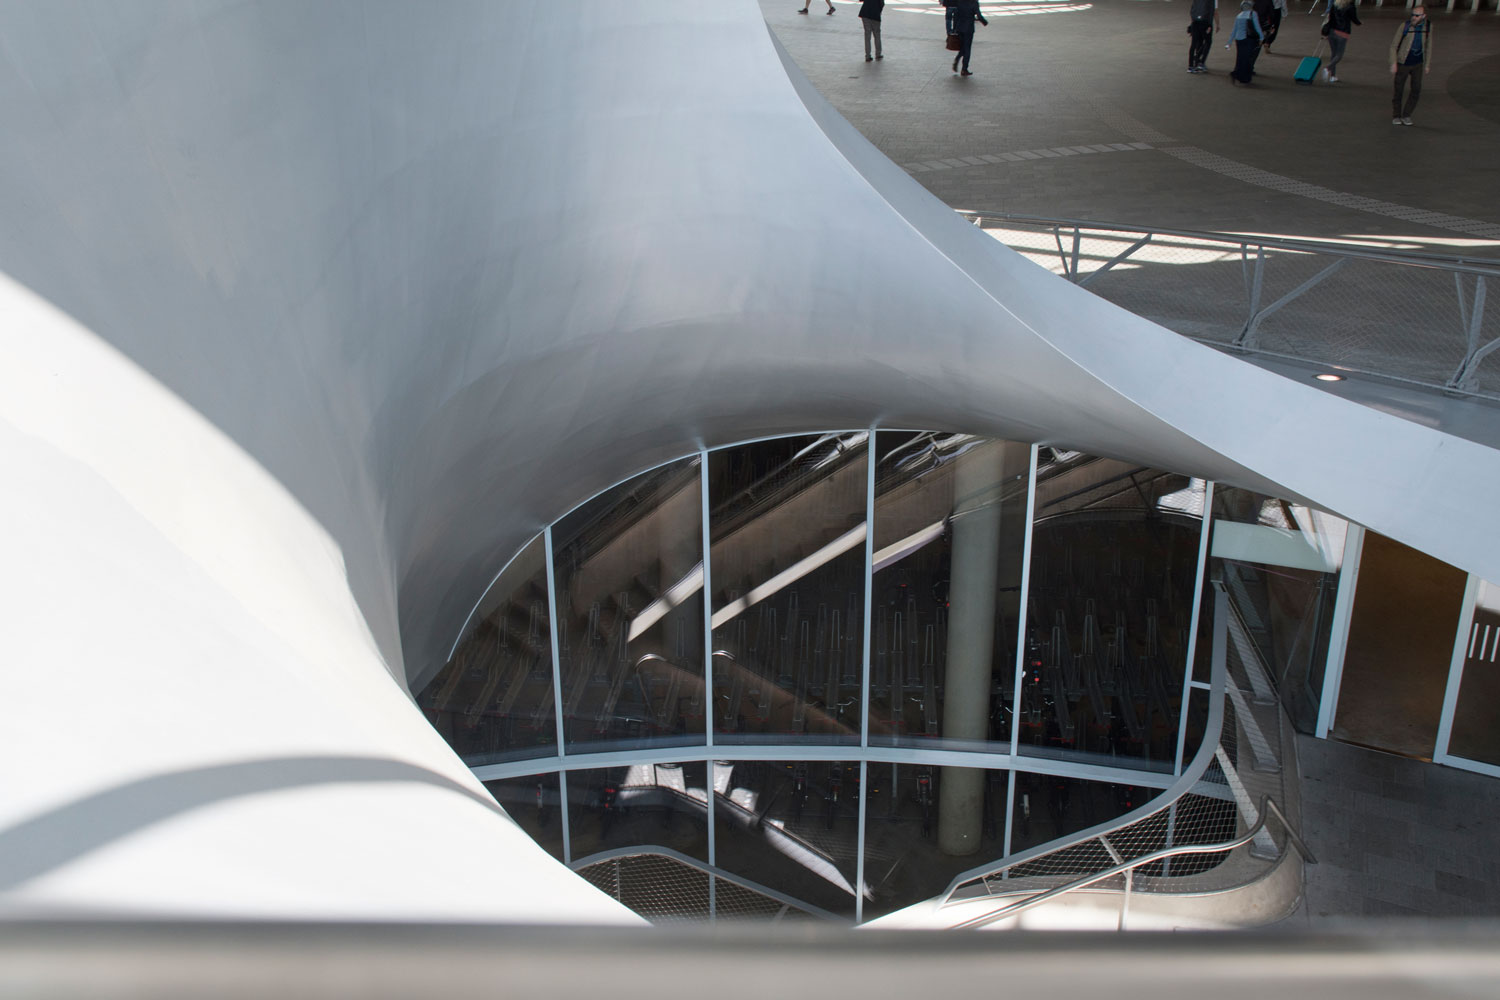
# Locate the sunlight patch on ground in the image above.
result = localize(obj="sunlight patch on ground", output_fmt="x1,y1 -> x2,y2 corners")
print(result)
833,0 -> 1093,16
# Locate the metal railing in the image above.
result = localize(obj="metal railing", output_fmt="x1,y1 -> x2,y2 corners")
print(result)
950,796 -> 1315,930
928,586 -> 1310,929
964,212 -> 1500,400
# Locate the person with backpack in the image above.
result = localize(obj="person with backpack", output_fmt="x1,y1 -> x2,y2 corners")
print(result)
1320,0 -> 1361,84
1389,5 -> 1432,125
1187,0 -> 1219,73
1226,0 -> 1264,85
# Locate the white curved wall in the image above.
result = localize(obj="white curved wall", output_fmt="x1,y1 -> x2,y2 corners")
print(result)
0,1 -> 1495,920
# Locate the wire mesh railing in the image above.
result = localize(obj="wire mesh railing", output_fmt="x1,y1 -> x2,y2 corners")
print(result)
573,846 -> 835,924
965,212 -> 1500,400
933,585 -> 1312,928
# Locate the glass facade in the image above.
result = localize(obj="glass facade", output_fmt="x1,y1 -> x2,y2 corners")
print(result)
861,762 -> 1008,919
869,433 -> 1029,750
1020,452 -> 1205,770
483,772 -> 566,862
709,435 -> 869,744
567,762 -> 711,865
552,457 -> 705,753
712,759 -> 860,919
420,431 -> 1403,923
1209,487 -> 1346,735
416,533 -> 556,764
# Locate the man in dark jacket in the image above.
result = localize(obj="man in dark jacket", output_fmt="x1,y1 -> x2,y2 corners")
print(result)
944,0 -> 989,76
1389,5 -> 1432,125
1187,0 -> 1219,73
860,0 -> 885,61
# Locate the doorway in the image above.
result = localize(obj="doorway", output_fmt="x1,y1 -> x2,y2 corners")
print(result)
1332,532 -> 1466,759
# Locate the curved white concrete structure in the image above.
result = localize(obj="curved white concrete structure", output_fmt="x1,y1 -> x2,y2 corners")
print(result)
0,1 -> 1496,920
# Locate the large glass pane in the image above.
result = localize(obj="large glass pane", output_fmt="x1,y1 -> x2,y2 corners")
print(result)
869,433 -> 1030,750
709,435 -> 868,744
1008,773 -> 1155,857
861,762 -> 1008,920
1446,579 -> 1500,766
1019,452 -> 1205,770
415,533 -> 556,764
713,759 -> 859,919
566,761 -> 711,865
1211,487 -> 1346,735
484,772 -> 565,862
553,457 -> 705,753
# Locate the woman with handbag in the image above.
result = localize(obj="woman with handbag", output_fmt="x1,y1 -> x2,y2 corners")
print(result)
944,0 -> 989,77
1320,0 -> 1361,83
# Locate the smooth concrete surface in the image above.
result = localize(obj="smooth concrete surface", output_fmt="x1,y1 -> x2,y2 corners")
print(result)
2,0 -> 1500,923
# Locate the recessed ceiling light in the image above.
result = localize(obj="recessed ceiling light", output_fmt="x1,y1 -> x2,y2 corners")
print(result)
1313,373 -> 1345,382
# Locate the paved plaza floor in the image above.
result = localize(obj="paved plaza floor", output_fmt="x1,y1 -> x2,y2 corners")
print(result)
767,0 -> 1500,924
763,0 -> 1500,253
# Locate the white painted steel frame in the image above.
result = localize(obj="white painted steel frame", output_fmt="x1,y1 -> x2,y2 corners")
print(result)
1315,523 -> 1365,740
1175,480 -> 1216,776
1433,573 -> 1479,763
1432,574 -> 1500,779
856,429 -> 876,922
470,743 -> 1177,789
1001,445 -> 1041,866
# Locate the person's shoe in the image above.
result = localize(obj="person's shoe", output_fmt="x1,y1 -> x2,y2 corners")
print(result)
961,69 -> 973,76
1188,66 -> 1197,73
1321,67 -> 1330,81
826,6 -> 835,12
866,55 -> 873,61
876,53 -> 883,59
1402,117 -> 1414,126
1393,116 -> 1403,124
798,6 -> 808,12
1328,74 -> 1338,82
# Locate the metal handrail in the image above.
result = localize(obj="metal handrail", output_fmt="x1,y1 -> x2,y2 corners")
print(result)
962,211 -> 1500,276
962,210 -> 1500,397
950,795 -> 1316,930
934,588 -> 1234,908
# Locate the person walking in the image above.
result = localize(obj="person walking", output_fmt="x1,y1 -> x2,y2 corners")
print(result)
944,0 -> 989,77
1262,0 -> 1287,52
860,0 -> 885,61
1320,0 -> 1361,83
1187,0 -> 1219,73
1226,0 -> 1264,85
1389,5 -> 1432,125
798,1 -> 836,13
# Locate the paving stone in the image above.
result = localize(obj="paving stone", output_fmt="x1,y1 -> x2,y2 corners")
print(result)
1435,870 -> 1495,904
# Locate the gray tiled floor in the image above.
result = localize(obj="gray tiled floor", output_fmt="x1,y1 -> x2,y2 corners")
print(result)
767,0 -> 1500,921
1285,734 -> 1500,922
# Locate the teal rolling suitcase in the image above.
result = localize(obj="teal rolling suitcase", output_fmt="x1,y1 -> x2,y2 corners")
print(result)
1294,41 -> 1325,84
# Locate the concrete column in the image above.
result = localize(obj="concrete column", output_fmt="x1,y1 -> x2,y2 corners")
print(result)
939,445 -> 1004,856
